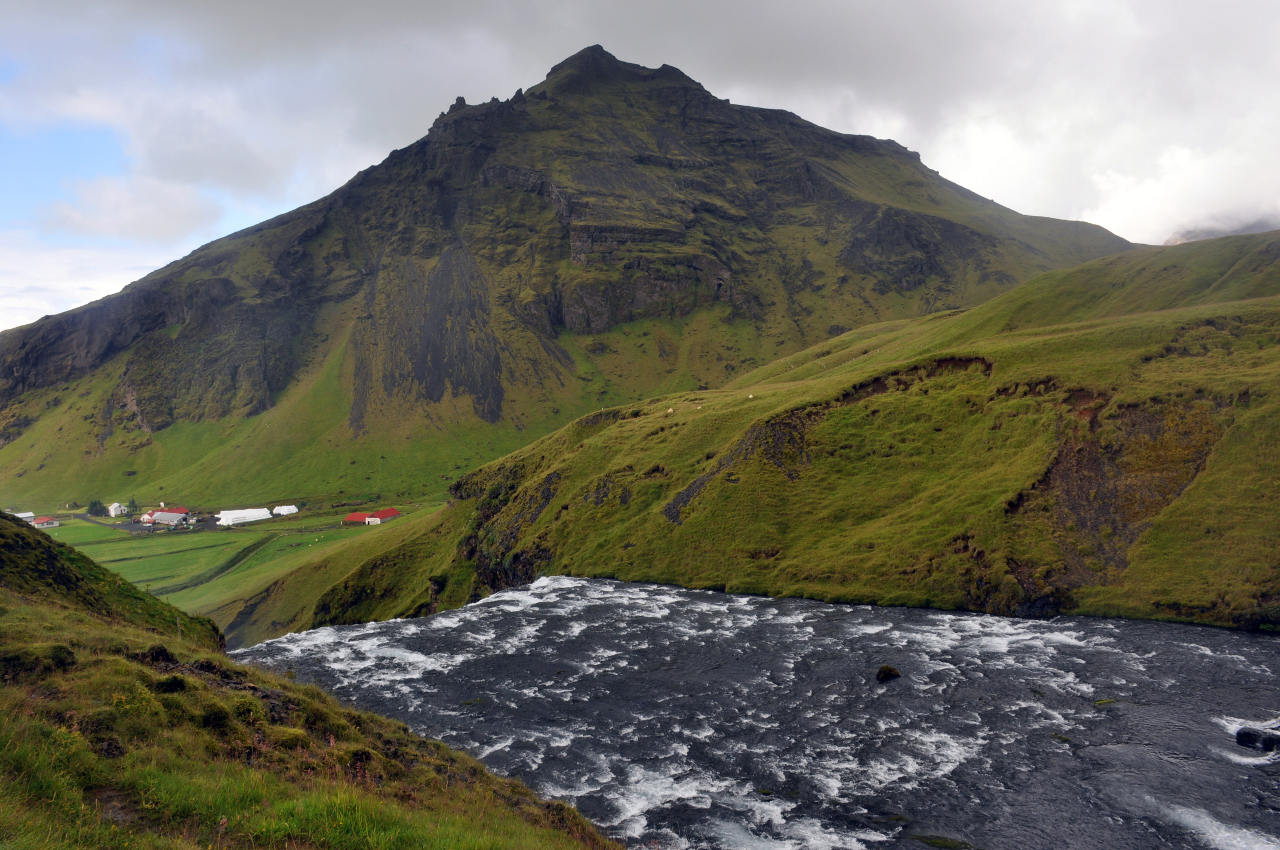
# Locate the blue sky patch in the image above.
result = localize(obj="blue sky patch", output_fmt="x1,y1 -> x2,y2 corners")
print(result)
0,122 -> 128,227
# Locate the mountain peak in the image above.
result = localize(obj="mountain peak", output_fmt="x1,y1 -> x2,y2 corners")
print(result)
546,44 -> 619,75
540,44 -> 701,94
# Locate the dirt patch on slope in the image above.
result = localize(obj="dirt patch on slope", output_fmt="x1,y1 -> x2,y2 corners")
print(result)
1007,400 -> 1224,600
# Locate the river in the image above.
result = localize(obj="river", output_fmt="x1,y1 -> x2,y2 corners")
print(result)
232,576 -> 1280,849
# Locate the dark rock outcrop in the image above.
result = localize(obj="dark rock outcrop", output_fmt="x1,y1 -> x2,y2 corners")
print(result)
1236,727 -> 1280,752
875,665 -> 901,684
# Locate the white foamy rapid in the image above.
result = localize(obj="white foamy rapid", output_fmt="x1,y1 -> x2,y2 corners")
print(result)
1158,802 -> 1280,850
235,577 -> 1280,849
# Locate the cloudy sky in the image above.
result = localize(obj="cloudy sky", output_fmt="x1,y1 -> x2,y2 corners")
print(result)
2,0 -> 1278,330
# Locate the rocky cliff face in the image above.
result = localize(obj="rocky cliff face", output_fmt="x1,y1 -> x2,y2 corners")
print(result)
0,201 -> 357,430
0,45 -> 1129,501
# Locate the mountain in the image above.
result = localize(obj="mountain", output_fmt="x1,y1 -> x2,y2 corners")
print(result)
301,231 -> 1280,636
1164,219 -> 1280,245
0,510 -> 617,848
0,45 -> 1127,511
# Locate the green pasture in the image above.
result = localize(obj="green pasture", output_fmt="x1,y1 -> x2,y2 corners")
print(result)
40,518 -> 126,547
43,512 -> 430,636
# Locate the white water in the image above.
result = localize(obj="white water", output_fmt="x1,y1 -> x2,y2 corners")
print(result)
236,576 -> 1280,849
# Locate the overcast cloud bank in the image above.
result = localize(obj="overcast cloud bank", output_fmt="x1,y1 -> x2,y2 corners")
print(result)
2,0 -> 1278,329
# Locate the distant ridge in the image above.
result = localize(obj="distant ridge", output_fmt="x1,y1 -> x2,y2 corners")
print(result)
1164,217 -> 1280,245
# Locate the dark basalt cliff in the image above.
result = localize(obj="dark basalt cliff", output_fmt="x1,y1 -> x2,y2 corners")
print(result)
0,45 -> 1128,498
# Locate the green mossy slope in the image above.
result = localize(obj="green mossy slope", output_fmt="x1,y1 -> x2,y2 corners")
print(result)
0,512 -> 617,849
307,233 -> 1280,633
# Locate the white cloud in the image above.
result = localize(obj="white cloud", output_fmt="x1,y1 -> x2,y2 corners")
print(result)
0,230 -> 176,331
1084,145 -> 1280,245
42,175 -> 223,244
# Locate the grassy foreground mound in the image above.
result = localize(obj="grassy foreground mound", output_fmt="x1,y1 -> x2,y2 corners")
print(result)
310,232 -> 1280,632
0,513 -> 616,849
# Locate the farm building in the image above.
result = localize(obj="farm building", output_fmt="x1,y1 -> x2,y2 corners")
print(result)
14,511 -> 34,521
272,505 -> 298,516
149,511 -> 188,527
31,516 -> 59,528
140,506 -> 190,525
216,508 -> 273,527
107,502 -> 128,517
344,507 -> 400,525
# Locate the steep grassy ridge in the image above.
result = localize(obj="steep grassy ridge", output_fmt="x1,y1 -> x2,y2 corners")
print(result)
305,233 -> 1280,634
951,230 -> 1280,337
0,45 -> 1126,511
0,512 -> 617,848
0,515 -> 222,648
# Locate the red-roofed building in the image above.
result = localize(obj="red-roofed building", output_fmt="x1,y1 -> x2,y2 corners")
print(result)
343,512 -> 371,524
371,508 -> 400,521
140,505 -> 191,525
31,516 -> 59,528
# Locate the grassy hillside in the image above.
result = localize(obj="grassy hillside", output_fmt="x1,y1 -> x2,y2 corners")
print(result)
303,232 -> 1280,634
0,318 -> 544,512
0,46 -> 1126,513
0,512 -> 617,849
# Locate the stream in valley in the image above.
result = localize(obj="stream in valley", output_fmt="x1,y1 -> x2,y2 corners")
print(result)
233,576 -> 1280,849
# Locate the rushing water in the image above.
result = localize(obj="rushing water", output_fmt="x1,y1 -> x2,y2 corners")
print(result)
233,577 -> 1280,849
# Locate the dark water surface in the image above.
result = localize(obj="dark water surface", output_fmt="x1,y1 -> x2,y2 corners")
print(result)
233,577 -> 1280,849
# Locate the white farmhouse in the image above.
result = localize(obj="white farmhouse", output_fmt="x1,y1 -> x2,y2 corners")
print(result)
216,508 -> 273,527
107,502 -> 127,517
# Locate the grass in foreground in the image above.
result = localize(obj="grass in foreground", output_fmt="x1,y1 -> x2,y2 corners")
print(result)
0,513 -> 618,849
